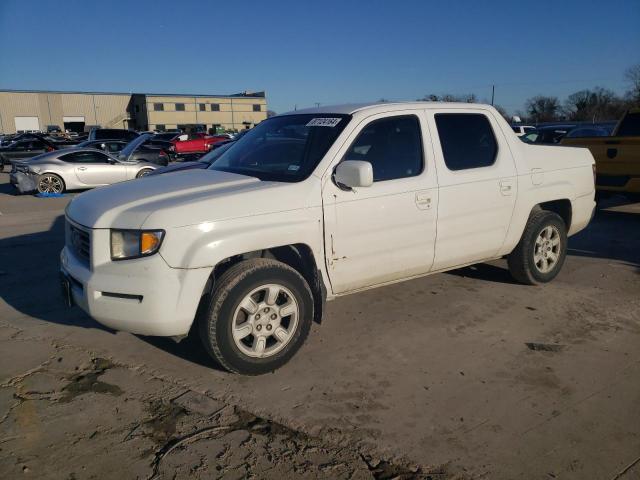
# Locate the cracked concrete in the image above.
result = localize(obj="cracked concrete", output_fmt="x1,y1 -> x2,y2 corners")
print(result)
1,176 -> 640,479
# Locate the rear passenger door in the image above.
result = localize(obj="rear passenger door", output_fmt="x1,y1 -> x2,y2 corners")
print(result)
322,113 -> 438,293
427,109 -> 517,270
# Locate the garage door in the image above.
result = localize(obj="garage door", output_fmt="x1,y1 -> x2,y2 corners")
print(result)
14,116 -> 40,132
63,116 -> 85,123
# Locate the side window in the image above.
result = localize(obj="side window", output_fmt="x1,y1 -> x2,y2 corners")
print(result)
65,151 -> 111,163
343,115 -> 423,182
435,113 -> 498,171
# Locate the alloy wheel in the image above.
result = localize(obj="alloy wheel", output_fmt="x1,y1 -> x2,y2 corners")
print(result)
533,225 -> 561,273
231,283 -> 300,358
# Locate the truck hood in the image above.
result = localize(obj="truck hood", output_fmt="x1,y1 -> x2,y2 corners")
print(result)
66,169 -> 279,229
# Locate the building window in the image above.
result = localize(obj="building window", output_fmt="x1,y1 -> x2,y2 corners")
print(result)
155,124 -> 166,132
175,103 -> 185,111
153,103 -> 164,111
199,103 -> 206,111
211,103 -> 220,111
253,104 -> 261,112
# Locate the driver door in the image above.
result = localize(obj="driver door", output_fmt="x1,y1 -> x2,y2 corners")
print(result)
322,112 -> 438,294
72,151 -> 127,186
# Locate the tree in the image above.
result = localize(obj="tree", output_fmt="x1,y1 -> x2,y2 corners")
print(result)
624,64 -> 640,104
525,95 -> 561,123
563,87 -> 626,122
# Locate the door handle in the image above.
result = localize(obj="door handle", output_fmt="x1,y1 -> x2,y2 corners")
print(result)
77,166 -> 87,171
415,192 -> 432,210
500,180 -> 514,196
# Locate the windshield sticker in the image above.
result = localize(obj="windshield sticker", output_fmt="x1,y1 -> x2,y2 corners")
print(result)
306,118 -> 342,127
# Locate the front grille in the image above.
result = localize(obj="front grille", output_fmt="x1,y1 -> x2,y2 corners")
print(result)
67,220 -> 91,265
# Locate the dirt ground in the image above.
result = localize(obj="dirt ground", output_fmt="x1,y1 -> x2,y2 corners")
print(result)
1,174 -> 639,479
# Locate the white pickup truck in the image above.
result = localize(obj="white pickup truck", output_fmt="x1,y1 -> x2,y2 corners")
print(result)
61,102 -> 596,375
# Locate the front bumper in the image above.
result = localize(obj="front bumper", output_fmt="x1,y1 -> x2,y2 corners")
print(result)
60,242 -> 211,337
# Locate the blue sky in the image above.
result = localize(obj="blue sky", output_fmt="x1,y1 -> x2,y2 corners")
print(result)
0,0 -> 638,114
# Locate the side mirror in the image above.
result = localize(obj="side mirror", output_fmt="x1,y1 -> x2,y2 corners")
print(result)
334,160 -> 373,189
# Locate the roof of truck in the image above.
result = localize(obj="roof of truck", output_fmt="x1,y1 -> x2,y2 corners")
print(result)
280,101 -> 493,116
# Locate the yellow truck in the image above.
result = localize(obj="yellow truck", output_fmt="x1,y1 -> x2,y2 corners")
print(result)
561,109 -> 640,197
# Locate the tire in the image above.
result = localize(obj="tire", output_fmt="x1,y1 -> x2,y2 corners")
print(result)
198,258 -> 314,375
136,168 -> 153,178
37,173 -> 65,194
507,210 -> 567,285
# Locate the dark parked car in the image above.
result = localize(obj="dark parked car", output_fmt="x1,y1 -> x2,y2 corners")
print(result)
88,128 -> 139,142
0,135 -> 58,171
117,134 -> 170,166
564,126 -> 612,138
521,124 -> 577,145
76,140 -> 128,154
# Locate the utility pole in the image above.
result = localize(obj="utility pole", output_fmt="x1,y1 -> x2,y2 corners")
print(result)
491,85 -> 495,106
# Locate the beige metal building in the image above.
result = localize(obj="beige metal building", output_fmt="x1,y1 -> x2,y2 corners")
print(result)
0,90 -> 268,134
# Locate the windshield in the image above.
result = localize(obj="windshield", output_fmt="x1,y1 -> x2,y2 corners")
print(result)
197,141 -> 235,164
119,134 -> 152,159
208,114 -> 351,182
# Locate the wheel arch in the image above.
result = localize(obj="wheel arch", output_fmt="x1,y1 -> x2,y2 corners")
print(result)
37,170 -> 67,191
202,243 -> 327,325
535,198 -> 572,230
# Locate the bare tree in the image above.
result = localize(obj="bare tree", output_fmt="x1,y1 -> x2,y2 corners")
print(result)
526,96 -> 561,123
625,64 -> 640,104
563,87 -> 626,122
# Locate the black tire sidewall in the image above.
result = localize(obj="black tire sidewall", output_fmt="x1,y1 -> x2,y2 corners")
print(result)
207,264 -> 313,375
136,169 -> 153,178
526,213 -> 567,283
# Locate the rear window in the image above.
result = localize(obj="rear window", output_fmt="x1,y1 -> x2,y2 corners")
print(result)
435,113 -> 498,171
616,112 -> 640,136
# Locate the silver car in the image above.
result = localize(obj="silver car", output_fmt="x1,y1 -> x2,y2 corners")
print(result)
10,147 -> 157,194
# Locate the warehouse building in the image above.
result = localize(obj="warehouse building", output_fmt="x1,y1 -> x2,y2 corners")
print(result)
0,89 -> 268,134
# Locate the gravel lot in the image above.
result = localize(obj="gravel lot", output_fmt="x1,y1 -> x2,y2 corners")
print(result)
1,175 -> 639,479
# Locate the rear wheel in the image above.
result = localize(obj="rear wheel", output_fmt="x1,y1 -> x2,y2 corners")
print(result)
37,173 -> 65,194
507,210 -> 567,285
136,168 -> 153,178
198,259 -> 313,375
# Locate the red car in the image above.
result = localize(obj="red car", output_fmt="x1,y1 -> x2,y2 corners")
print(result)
171,134 -> 229,155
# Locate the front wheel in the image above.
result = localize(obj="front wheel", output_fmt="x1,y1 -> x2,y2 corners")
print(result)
37,173 -> 65,194
507,210 -> 567,285
198,259 -> 313,375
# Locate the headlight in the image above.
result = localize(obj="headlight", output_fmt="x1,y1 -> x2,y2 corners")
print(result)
110,229 -> 164,260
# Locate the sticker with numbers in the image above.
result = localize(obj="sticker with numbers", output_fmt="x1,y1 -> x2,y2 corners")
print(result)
306,118 -> 342,127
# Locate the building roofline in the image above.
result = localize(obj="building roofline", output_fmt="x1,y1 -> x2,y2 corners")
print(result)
0,88 -> 266,99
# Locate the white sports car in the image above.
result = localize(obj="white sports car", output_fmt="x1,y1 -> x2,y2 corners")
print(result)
10,148 -> 157,194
